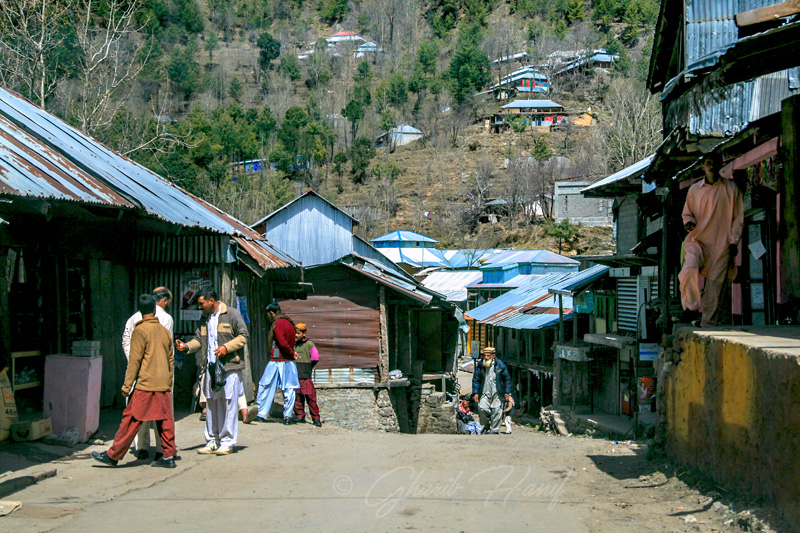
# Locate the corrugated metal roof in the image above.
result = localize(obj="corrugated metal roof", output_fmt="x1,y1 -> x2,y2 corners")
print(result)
465,273 -> 570,322
495,313 -> 564,330
665,69 -> 799,136
376,246 -> 451,268
420,270 -> 483,302
371,230 -> 438,243
0,87 -> 295,269
441,249 -> 505,268
466,266 -> 609,330
0,88 -> 245,235
501,99 -> 562,109
234,237 -> 297,271
549,264 -> 611,295
336,254 -> 444,304
392,125 -> 422,135
467,274 -> 543,289
483,249 -> 579,267
657,0 -> 790,100
252,190 -> 359,229
582,156 -> 654,196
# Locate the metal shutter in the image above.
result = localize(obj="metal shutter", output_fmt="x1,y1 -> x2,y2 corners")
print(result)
617,277 -> 639,332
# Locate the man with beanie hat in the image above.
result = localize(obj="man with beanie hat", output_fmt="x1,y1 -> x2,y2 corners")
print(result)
291,323 -> 322,427
256,303 -> 300,424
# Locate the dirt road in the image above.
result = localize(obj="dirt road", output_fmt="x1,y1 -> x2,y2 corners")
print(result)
0,410 -> 750,531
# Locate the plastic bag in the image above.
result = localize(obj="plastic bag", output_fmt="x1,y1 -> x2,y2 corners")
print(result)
208,359 -> 225,392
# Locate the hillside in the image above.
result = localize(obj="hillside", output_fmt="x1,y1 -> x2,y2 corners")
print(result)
0,0 -> 660,255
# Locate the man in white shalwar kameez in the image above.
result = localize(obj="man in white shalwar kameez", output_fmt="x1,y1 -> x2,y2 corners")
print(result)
178,288 -> 248,455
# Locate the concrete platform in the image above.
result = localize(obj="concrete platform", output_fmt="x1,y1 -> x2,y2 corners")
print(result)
544,405 -> 656,439
682,325 -> 800,356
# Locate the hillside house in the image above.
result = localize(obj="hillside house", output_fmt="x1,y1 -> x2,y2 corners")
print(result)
489,66 -> 549,99
376,124 -> 423,150
553,181 -> 613,226
490,100 -> 565,132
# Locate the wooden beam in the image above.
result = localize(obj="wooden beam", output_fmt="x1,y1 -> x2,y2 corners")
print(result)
736,0 -> 800,27
782,95 -> 800,302
378,286 -> 389,381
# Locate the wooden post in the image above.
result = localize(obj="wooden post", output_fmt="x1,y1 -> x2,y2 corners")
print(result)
572,296 -> 578,344
781,95 -> 800,306
558,294 -> 564,342
0,247 -> 10,369
378,286 -> 389,382
661,184 -> 671,335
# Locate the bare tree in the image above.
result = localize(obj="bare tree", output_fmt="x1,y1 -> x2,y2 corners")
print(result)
484,14 -> 526,93
463,158 -> 495,229
519,156 -> 569,222
0,0 -> 72,109
503,157 -> 530,230
62,0 -> 150,135
600,78 -> 662,172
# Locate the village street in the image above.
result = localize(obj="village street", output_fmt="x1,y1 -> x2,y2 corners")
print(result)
1,408 -> 743,532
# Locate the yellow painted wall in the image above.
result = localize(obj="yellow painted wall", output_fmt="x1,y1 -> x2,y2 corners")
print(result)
665,330 -> 800,529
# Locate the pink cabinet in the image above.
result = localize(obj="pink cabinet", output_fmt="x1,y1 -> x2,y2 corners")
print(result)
43,355 -> 102,442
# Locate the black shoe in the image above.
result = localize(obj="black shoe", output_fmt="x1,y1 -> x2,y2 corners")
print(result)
679,309 -> 701,324
313,419 -> 322,427
291,416 -> 305,424
154,452 -> 163,462
135,449 -> 149,460
199,411 -> 206,421
255,416 -> 269,423
91,451 -> 118,466
283,417 -> 294,425
150,456 -> 176,469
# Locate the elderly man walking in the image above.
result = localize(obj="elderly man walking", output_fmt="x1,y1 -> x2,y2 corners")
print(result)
177,288 -> 249,455
471,347 -> 512,435
92,294 -> 176,468
679,153 -> 744,327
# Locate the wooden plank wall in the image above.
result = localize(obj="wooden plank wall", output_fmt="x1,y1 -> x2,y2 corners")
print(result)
89,259 -> 130,408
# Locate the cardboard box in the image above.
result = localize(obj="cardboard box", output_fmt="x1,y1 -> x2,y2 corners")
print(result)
11,417 -> 53,441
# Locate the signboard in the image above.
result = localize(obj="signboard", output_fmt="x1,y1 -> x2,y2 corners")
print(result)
236,296 -> 250,323
179,268 -> 212,322
639,343 -> 660,361
470,340 -> 480,357
555,344 -> 589,362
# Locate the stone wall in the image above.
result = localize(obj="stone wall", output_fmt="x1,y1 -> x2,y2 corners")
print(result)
415,385 -> 456,434
659,327 -> 800,529
311,384 -> 456,434
315,388 -> 399,432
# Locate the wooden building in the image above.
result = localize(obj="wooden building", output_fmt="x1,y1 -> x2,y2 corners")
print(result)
252,192 -> 464,432
0,87 -> 299,411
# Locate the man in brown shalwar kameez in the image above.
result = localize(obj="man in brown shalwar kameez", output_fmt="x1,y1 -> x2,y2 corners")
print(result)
92,294 -> 177,468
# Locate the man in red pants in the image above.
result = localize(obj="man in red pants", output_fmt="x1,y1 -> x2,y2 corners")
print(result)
92,294 -> 177,468
292,323 -> 322,427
